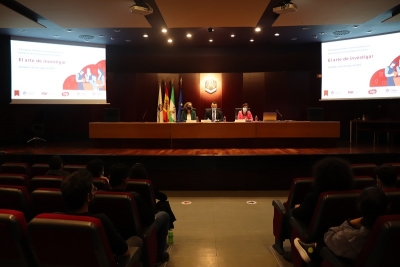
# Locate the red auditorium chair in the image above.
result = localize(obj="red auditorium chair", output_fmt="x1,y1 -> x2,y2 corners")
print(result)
0,185 -> 31,220
0,162 -> 31,177
63,164 -> 86,174
93,177 -> 111,191
30,176 -> 64,192
91,191 -> 157,267
272,177 -> 313,254
290,190 -> 362,267
0,173 -> 30,188
28,213 -> 141,267
30,188 -> 65,217
126,179 -> 157,214
353,176 -> 376,189
320,214 -> 400,267
0,209 -> 33,267
30,163 -> 50,176
350,163 -> 377,178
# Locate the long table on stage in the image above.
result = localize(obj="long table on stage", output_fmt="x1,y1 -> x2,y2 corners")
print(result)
89,121 -> 340,148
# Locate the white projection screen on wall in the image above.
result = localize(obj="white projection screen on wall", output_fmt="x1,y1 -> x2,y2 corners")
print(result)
10,37 -> 107,104
321,31 -> 400,101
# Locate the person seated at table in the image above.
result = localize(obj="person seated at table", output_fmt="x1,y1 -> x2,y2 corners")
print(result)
376,163 -> 397,190
86,159 -> 108,180
204,101 -> 224,122
237,103 -> 253,121
45,155 -> 70,178
180,102 -> 196,122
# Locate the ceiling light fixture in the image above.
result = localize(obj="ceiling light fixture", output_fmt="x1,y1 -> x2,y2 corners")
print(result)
302,27 -> 310,30
255,27 -> 261,32
353,25 -> 359,28
291,38 -> 297,40
250,39 -> 254,42
98,35 -> 105,38
129,0 -> 153,15
19,30 -> 26,33
366,30 -> 372,33
143,34 -> 148,38
208,28 -> 214,32
319,32 -> 325,35
113,29 -> 120,32
162,29 -> 167,33
209,39 -> 213,42
168,39 -> 173,43
125,40 -> 131,42
53,35 -> 60,38
187,34 -> 192,38
231,34 -> 235,37
275,33 -> 279,36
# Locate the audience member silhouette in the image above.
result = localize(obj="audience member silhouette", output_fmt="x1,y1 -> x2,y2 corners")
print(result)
45,155 -> 70,178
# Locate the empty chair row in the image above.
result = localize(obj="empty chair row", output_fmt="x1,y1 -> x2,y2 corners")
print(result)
0,162 -> 87,178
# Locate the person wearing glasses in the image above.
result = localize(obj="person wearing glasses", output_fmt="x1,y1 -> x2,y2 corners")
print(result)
61,170 -> 143,257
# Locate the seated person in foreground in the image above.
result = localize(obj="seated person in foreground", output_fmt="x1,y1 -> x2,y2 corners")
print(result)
237,103 -> 253,121
180,102 -> 196,122
60,169 -> 143,257
376,163 -> 397,189
86,158 -> 108,181
129,163 -> 177,229
109,163 -> 170,266
45,155 -> 70,178
294,187 -> 388,263
204,101 -> 224,122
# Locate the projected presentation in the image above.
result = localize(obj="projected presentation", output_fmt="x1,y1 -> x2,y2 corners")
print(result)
321,32 -> 400,100
11,37 -> 107,104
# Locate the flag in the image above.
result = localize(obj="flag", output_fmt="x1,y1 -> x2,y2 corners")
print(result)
163,81 -> 169,122
169,82 -> 176,122
177,78 -> 183,122
157,82 -> 163,123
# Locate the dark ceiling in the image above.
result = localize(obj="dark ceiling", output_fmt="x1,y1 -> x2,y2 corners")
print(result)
1,0 -> 400,47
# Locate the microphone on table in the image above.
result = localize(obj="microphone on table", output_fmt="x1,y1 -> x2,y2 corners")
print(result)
276,109 -> 283,121
141,110 -> 148,123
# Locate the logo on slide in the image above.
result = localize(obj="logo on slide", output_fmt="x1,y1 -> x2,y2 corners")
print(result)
323,90 -> 328,96
368,89 -> 377,94
14,90 -> 20,96
62,92 -> 69,96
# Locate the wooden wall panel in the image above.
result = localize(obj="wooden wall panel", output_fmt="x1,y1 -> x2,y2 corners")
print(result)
222,73 -> 243,122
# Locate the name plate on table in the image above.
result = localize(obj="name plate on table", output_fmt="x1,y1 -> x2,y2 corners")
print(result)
185,120 -> 197,123
234,119 -> 246,122
201,120 -> 212,123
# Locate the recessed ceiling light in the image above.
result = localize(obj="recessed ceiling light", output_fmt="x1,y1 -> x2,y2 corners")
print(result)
53,35 -> 60,38
209,39 -> 213,42
302,27 -> 310,30
291,38 -> 297,40
111,37 -> 115,40
168,39 -> 173,43
319,32 -> 325,35
366,30 -> 372,33
231,34 -> 235,37
98,35 -> 105,38
19,29 -> 26,33
143,34 -> 148,38
275,33 -> 279,36
67,29 -> 73,32
125,40 -> 131,42
255,27 -> 261,32
353,25 -> 359,28
313,35 -> 317,39
113,29 -> 120,32
186,33 -> 192,38
250,39 -> 254,42
162,29 -> 167,33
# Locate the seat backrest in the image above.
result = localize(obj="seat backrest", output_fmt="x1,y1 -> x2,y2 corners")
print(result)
126,179 -> 157,213
31,163 -> 50,176
28,213 -> 116,267
0,209 -> 31,267
309,190 -> 361,239
353,176 -> 376,190
350,163 -> 377,178
384,188 -> 400,214
30,188 -> 65,217
30,176 -> 64,192
287,178 -> 313,209
355,215 -> 400,267
93,177 -> 110,191
0,185 -> 30,213
0,163 -> 31,177
63,164 -> 86,174
235,107 -> 251,120
91,191 -> 142,240
0,174 -> 30,188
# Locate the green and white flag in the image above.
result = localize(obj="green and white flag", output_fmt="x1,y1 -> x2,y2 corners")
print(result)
169,82 -> 176,122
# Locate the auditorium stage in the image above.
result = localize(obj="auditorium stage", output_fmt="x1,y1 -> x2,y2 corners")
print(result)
1,141 -> 400,190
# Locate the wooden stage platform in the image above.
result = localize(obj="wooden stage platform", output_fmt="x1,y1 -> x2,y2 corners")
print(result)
1,141 -> 399,190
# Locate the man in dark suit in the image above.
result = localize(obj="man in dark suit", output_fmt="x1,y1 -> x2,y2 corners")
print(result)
204,102 -> 224,122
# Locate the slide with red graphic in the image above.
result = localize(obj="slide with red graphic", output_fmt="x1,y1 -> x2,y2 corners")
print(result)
321,32 -> 400,100
11,37 -> 107,104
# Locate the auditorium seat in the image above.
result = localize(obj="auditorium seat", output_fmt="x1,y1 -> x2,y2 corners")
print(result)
28,213 -> 141,267
0,209 -> 33,267
384,188 -> 400,214
91,191 -> 157,267
353,176 -> 376,189
126,179 -> 157,214
290,190 -> 361,267
0,173 -> 30,188
93,177 -> 110,191
30,176 -> 64,192
63,164 -> 86,173
0,162 -> 31,177
272,177 -> 313,254
31,163 -> 50,177
0,185 -> 31,218
30,188 -> 65,217
320,214 -> 400,267
350,163 -> 377,178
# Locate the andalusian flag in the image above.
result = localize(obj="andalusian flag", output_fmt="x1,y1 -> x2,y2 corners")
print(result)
177,78 -> 183,122
163,82 -> 169,122
157,82 -> 163,123
169,82 -> 176,122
